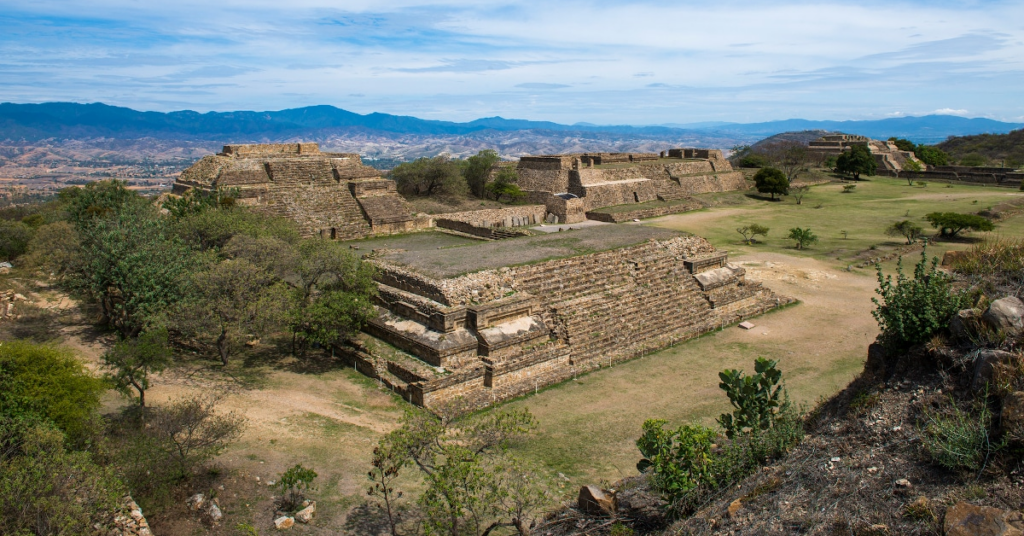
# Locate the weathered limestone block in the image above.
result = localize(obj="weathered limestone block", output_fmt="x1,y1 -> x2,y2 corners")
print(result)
983,297 -> 1024,332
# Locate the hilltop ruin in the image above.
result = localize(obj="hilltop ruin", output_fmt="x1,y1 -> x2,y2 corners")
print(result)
173,143 -> 430,239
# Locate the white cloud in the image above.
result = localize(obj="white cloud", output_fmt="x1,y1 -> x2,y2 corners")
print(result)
931,108 -> 970,116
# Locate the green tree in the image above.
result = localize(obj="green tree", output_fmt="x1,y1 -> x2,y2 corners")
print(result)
103,328 -> 173,408
287,240 -> 377,352
24,221 -> 82,281
787,227 -> 818,250
885,220 -> 924,245
915,145 -> 950,167
753,167 -> 789,200
173,207 -> 299,252
0,341 -> 106,445
463,150 -> 502,198
178,258 -> 290,365
835,144 -> 877,179
736,224 -> 769,245
924,212 -> 995,238
738,153 -> 770,168
889,137 -> 917,152
391,155 -> 468,197
0,219 -> 32,261
485,167 -> 526,203
371,407 -> 544,536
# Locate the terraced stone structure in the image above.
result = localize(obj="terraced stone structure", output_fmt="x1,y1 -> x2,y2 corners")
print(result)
173,143 -> 429,239
339,230 -> 791,410
515,149 -> 747,223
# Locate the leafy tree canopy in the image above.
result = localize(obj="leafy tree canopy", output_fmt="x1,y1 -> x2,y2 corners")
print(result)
925,212 -> 995,237
462,150 -> 501,198
391,155 -> 468,197
836,144 -> 877,179
752,167 -> 789,200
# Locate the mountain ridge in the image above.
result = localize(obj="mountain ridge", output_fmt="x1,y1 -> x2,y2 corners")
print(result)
1,102 -> 1020,146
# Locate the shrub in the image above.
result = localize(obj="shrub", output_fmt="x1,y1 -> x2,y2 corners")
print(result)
149,395 -> 246,480
391,155 -> 467,197
0,419 -> 126,535
0,340 -> 106,445
717,357 -> 784,439
637,358 -> 803,515
872,250 -> 965,350
960,153 -> 987,167
842,184 -> 856,193
0,219 -> 32,261
915,145 -> 951,167
276,464 -> 318,512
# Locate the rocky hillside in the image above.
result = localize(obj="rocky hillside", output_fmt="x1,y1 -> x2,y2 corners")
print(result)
540,243 -> 1024,535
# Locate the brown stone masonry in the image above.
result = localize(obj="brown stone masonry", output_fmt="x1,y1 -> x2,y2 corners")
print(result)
340,236 -> 793,411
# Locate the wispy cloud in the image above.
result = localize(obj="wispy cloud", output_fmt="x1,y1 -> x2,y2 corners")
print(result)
0,1 -> 1021,123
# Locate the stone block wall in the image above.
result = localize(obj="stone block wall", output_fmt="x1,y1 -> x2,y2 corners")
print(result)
352,236 -> 793,411
437,205 -> 547,228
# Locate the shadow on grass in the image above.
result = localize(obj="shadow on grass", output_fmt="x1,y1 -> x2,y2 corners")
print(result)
743,193 -> 785,202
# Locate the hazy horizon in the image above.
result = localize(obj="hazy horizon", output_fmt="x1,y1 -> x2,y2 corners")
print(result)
2,1 -> 1023,125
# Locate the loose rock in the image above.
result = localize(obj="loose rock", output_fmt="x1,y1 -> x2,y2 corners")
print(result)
295,501 -> 316,524
727,498 -> 742,518
972,349 -> 1019,392
578,485 -> 615,516
186,493 -> 205,511
274,516 -> 295,530
983,296 -> 1024,332
944,501 -> 1024,536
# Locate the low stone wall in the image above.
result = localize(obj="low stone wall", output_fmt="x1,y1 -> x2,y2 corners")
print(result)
586,199 -> 703,222
436,205 -> 546,228
875,169 -> 1023,187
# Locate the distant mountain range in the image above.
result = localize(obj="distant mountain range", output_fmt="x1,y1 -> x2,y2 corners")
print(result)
1,102 -> 1021,153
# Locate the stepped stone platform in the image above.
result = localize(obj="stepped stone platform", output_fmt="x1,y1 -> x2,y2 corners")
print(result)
337,227 -> 793,411
173,143 -> 430,239
516,148 -> 747,224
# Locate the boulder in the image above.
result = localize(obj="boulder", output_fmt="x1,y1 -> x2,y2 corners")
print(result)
950,308 -> 983,341
983,297 -> 1024,332
578,485 -> 615,516
274,516 -> 295,530
295,501 -> 316,524
972,350 -> 1019,392
1002,392 -> 1024,435
944,501 -> 1024,536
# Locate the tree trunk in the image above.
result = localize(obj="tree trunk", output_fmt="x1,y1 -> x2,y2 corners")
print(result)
217,328 -> 229,366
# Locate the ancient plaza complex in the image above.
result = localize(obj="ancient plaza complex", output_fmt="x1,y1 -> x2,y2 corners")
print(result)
174,143 -> 789,409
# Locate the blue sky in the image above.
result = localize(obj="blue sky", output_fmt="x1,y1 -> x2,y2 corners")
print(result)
1,0 -> 1023,124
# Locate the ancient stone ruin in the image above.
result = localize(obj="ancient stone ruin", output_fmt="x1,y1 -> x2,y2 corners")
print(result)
339,233 -> 791,410
173,143 -> 430,239
516,149 -> 747,223
808,134 -> 1023,186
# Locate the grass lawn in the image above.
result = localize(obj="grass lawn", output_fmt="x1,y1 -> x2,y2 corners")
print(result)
654,175 -> 1024,270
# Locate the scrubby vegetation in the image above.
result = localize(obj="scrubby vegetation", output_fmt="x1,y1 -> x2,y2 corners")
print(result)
390,150 -> 525,204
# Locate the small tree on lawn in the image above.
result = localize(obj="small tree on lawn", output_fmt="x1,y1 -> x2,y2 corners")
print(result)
102,328 -> 172,408
790,184 -> 810,205
787,228 -> 818,250
924,212 -> 995,238
753,167 -> 789,200
276,464 -> 318,512
901,159 -> 923,186
885,220 -> 924,245
736,224 -> 770,245
486,167 -> 526,203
